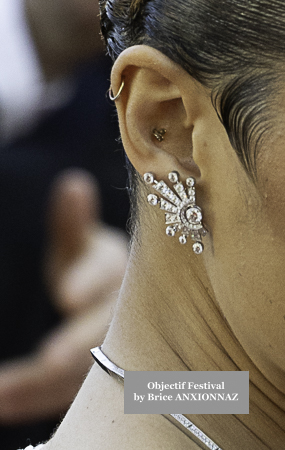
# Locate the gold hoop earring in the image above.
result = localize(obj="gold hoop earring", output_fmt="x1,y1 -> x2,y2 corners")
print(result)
109,80 -> 125,101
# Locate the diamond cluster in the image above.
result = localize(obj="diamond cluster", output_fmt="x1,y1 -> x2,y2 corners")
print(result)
144,171 -> 207,254
171,414 -> 221,450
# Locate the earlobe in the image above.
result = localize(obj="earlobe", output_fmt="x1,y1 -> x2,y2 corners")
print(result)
110,45 -> 210,180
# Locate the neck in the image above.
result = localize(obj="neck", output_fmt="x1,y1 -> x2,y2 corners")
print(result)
103,231 -> 284,449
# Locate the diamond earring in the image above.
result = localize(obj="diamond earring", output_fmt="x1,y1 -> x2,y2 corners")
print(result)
143,171 -> 208,254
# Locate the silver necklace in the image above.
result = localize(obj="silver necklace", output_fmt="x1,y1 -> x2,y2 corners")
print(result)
91,346 -> 223,450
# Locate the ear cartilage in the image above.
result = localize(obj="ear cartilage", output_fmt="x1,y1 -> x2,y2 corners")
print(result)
144,171 -> 207,254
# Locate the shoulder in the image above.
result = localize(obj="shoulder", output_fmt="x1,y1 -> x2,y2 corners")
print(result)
48,365 -> 199,449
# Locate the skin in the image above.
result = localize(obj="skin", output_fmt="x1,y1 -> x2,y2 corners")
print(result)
45,46 -> 284,449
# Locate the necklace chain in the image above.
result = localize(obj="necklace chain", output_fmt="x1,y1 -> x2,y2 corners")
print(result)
91,346 -> 223,450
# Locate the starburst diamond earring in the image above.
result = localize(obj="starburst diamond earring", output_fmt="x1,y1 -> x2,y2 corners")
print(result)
144,171 -> 208,254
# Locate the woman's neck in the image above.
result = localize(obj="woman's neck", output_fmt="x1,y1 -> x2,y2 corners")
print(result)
103,236 -> 284,449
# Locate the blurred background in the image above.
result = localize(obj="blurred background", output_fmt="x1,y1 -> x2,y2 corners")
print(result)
0,0 -> 130,448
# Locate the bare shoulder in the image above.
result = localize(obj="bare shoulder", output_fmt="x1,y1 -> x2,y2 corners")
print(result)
46,365 -> 198,450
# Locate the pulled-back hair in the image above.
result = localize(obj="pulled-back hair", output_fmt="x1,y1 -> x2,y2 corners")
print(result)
100,0 -> 285,179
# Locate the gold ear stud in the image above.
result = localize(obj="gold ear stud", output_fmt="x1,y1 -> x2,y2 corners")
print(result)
153,128 -> 166,142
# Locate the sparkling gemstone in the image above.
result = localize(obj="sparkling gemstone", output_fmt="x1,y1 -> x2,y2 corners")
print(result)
166,226 -> 176,237
155,181 -> 163,191
186,177 -> 195,187
175,183 -> 184,192
179,235 -> 187,245
147,194 -> 158,206
154,182 -> 181,207
165,213 -> 180,224
154,181 -> 169,195
160,199 -> 178,213
186,207 -> 202,224
144,173 -> 154,184
168,171 -> 179,183
174,183 -> 188,201
201,228 -> 208,236
193,242 -> 203,254
164,191 -> 181,206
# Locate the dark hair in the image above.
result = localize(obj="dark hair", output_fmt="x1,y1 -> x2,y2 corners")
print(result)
100,0 -> 284,180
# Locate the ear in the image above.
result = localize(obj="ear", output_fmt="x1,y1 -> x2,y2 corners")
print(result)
111,45 -> 216,181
